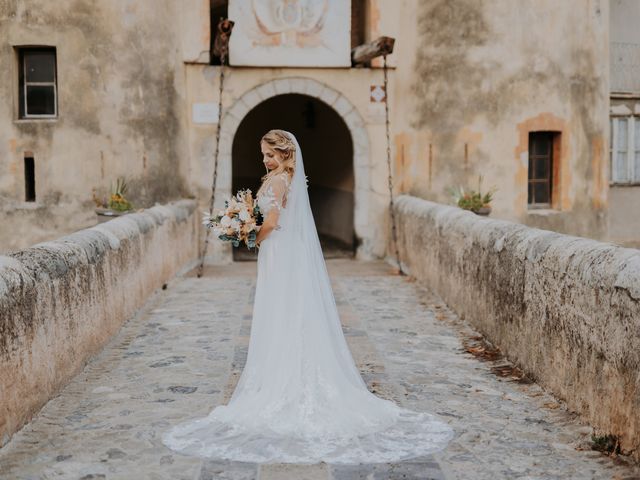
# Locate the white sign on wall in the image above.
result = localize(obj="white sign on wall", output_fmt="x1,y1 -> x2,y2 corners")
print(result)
192,103 -> 220,124
228,0 -> 351,67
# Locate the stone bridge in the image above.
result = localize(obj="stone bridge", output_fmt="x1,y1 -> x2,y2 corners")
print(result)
1,197 -> 639,479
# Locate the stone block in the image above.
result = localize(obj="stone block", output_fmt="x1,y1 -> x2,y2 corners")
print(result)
319,88 -> 340,106
273,78 -> 292,95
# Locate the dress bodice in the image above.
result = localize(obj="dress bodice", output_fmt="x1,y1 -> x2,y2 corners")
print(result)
257,172 -> 291,216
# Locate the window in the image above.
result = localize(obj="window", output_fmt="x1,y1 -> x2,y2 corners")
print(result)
18,47 -> 57,118
24,156 -> 35,202
610,116 -> 640,184
528,132 -> 555,207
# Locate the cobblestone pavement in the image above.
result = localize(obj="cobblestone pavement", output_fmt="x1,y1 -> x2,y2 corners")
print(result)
1,260 -> 639,480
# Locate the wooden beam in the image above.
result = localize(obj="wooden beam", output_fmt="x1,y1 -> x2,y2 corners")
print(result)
351,36 -> 395,66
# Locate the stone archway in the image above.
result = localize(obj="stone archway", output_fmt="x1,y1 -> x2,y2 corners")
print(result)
217,77 -> 372,259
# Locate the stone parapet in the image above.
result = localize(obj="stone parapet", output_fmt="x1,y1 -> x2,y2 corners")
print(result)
0,200 -> 198,446
394,195 -> 640,458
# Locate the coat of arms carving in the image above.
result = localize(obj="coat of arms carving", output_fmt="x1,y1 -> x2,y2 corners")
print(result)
229,0 -> 351,67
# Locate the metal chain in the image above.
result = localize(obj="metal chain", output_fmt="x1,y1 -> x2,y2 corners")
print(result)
383,54 -> 403,275
197,51 -> 226,278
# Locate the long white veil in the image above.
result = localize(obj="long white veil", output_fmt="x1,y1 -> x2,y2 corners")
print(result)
162,131 -> 454,464
264,130 -> 371,392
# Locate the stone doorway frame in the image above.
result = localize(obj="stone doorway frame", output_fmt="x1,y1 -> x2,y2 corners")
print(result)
218,77 -> 372,258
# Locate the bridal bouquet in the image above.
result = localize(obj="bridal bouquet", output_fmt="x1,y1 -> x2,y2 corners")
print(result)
202,189 -> 263,249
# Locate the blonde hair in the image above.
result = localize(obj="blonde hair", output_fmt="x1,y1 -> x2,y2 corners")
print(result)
257,129 -> 296,196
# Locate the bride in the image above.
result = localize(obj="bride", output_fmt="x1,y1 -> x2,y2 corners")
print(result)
162,129 -> 454,464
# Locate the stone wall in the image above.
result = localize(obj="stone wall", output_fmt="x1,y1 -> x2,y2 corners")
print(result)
0,200 -> 198,446
1,0 -> 192,252
392,0 -> 610,241
394,195 -> 640,457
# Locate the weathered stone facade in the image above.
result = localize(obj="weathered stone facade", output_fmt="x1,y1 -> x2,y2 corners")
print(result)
609,0 -> 640,247
392,0 -> 611,241
2,0 -> 634,257
0,0 -> 192,252
1,0 -> 640,470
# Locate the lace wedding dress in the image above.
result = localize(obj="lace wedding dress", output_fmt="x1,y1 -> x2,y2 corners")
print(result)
162,131 -> 454,464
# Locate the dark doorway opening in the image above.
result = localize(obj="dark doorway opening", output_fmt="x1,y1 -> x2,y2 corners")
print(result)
232,94 -> 355,260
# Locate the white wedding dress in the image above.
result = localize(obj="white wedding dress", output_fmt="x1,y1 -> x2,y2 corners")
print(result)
162,131 -> 454,464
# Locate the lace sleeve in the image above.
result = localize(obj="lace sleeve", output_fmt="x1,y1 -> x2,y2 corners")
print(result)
265,173 -> 290,212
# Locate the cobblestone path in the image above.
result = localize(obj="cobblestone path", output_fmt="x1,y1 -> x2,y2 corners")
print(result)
1,260 -> 638,480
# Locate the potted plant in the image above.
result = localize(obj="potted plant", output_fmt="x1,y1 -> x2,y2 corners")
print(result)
93,177 -> 135,223
448,176 -> 497,216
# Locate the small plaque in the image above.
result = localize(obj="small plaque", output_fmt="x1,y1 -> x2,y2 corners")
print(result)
192,103 -> 220,124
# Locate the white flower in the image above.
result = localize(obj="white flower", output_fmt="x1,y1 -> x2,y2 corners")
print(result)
230,218 -> 241,230
220,215 -> 232,227
239,208 -> 251,222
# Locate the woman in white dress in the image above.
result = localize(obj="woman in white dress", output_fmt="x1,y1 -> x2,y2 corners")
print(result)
162,129 -> 454,464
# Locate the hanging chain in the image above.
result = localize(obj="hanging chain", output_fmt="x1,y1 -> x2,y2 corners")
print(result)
197,50 -> 227,279
383,55 -> 403,275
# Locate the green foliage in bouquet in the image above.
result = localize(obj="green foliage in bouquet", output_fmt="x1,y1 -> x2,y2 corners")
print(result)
253,204 -> 263,227
218,234 -> 240,247
202,189 -> 262,250
246,230 -> 257,249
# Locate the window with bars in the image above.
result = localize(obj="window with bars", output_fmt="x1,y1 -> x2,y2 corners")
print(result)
18,47 -> 57,118
528,132 -> 555,207
610,116 -> 640,184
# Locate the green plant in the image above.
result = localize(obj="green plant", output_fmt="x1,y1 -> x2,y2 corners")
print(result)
107,177 -> 133,212
591,433 -> 621,455
448,175 -> 497,213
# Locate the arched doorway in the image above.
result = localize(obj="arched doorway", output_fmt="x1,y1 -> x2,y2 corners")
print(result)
232,94 -> 354,259
217,77 -> 373,262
